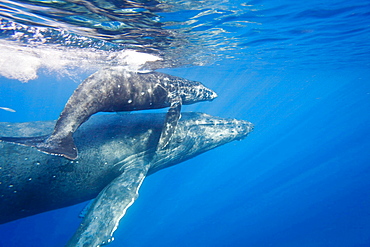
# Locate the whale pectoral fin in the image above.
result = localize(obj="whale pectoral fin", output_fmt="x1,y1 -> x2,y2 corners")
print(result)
66,160 -> 150,247
157,99 -> 182,149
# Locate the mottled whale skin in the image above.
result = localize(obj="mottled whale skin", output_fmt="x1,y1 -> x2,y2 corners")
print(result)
0,112 -> 253,246
0,67 -> 217,159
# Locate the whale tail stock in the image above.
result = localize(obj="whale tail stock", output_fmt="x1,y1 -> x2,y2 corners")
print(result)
0,133 -> 78,160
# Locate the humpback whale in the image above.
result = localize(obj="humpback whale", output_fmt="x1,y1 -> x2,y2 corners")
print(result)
0,112 -> 253,246
0,67 -> 217,160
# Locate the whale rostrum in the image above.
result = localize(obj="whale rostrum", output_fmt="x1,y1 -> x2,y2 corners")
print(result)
0,67 -> 217,160
0,112 -> 253,246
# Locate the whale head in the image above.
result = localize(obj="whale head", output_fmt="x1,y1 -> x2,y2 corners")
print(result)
176,78 -> 218,105
148,112 -> 253,174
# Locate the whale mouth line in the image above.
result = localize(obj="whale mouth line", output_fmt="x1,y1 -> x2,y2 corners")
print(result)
185,121 -> 253,137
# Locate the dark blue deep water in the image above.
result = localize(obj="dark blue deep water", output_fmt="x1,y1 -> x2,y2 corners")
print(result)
0,0 -> 370,246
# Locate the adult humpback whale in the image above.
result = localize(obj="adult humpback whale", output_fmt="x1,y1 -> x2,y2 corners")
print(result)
0,112 -> 253,246
0,66 -> 217,160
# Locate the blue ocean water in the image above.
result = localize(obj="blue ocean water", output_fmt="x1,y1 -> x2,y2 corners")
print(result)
0,0 -> 370,246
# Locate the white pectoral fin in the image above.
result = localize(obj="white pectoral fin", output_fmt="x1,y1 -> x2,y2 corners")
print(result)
157,98 -> 182,150
66,161 -> 150,247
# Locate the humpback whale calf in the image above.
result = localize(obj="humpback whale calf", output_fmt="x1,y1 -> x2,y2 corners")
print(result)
0,66 -> 217,159
0,112 -> 253,246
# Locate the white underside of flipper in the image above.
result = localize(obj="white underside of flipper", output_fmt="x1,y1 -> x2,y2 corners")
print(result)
66,152 -> 151,247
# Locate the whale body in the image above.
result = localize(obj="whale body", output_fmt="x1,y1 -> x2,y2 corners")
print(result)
0,112 -> 253,246
0,67 -> 217,159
